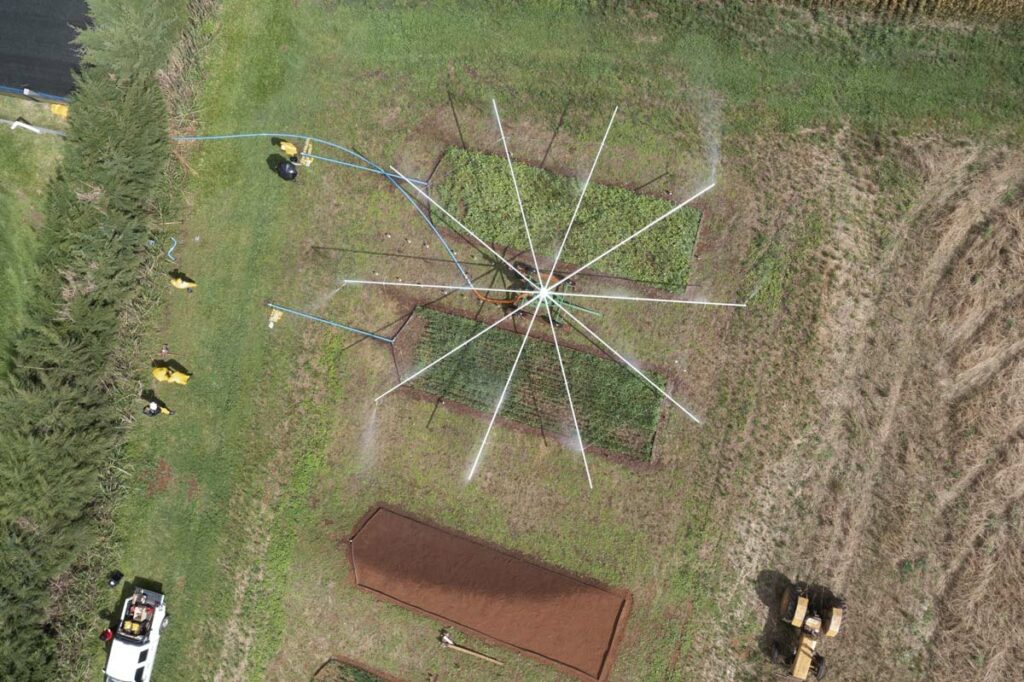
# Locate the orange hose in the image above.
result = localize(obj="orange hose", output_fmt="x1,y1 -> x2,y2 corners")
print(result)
472,290 -> 531,306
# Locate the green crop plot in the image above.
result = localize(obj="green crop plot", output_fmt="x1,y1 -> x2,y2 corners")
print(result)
412,308 -> 664,461
432,148 -> 701,292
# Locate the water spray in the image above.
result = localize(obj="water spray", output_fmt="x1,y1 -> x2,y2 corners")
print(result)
179,103 -> 740,488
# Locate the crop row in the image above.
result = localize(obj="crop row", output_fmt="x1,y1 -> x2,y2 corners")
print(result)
412,308 -> 663,461
800,0 -> 1024,18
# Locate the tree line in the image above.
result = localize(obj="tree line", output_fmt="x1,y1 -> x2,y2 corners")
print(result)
0,45 -> 172,682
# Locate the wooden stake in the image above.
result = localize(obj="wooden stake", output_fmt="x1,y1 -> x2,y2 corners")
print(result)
440,631 -> 504,666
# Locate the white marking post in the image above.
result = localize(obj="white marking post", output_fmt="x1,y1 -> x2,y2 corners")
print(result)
552,299 -> 701,423
546,301 -> 593,488
556,183 -> 715,286
548,107 -> 618,283
468,300 -> 541,481
492,99 -> 541,285
10,119 -> 41,134
557,291 -> 746,308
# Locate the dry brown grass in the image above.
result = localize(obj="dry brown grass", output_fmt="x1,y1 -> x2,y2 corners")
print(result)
712,135 -> 1024,680
156,0 -> 221,135
786,0 -> 1024,19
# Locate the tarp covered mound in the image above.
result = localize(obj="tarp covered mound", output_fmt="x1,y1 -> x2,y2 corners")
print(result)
0,1 -> 89,96
347,506 -> 632,682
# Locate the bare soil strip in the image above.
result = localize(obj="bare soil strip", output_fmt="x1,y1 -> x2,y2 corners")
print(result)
346,506 -> 631,681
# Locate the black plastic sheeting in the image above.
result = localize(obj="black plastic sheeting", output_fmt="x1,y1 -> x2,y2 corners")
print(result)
0,0 -> 90,96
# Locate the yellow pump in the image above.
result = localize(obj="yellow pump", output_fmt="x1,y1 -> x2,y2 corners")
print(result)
278,139 -> 299,159
276,138 -> 314,166
268,308 -> 284,328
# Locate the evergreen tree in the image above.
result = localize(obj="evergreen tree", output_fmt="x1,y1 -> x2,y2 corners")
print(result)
0,69 -> 168,679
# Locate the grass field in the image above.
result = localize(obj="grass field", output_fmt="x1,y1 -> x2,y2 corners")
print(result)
0,99 -> 64,373
432,148 -> 702,290
92,2 -> 1024,681
411,307 -> 664,460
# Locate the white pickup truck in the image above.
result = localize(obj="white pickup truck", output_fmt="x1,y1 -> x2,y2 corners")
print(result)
103,587 -> 167,682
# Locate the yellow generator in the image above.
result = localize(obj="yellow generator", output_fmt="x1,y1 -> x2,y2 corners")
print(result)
776,583 -> 844,680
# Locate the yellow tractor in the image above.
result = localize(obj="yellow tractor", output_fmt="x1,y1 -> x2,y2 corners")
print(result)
775,582 -> 844,680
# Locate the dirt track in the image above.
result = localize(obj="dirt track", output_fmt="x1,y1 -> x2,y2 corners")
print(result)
696,134 -> 1024,680
347,506 -> 631,681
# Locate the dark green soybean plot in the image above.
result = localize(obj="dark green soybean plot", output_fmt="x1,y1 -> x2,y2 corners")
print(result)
432,149 -> 701,292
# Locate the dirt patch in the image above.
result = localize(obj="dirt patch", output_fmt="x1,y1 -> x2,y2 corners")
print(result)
346,506 -> 632,682
146,459 -> 175,496
185,475 -> 200,502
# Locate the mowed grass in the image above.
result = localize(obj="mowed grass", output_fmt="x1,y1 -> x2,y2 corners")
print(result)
0,99 -> 64,373
413,307 -> 664,460
433,148 -> 701,290
103,1 -> 1024,681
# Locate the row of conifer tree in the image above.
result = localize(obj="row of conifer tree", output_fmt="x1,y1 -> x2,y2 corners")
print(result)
0,32 -> 172,680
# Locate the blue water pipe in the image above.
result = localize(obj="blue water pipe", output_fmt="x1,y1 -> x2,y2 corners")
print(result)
267,303 -> 394,344
0,84 -> 70,103
300,153 -> 427,186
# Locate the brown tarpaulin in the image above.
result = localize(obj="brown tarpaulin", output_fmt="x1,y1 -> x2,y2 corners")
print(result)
346,506 -> 631,682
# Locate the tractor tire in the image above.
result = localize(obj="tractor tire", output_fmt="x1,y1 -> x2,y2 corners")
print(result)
779,584 -> 796,622
811,654 -> 826,680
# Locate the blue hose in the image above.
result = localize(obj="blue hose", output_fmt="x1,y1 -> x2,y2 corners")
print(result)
301,153 -> 427,186
267,303 -> 394,344
0,84 -> 70,103
166,236 -> 178,262
171,132 -> 471,286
